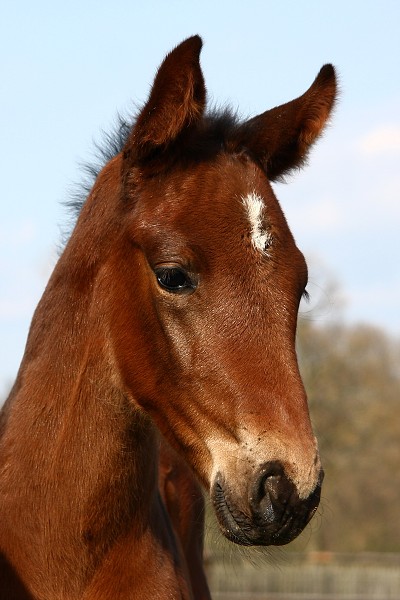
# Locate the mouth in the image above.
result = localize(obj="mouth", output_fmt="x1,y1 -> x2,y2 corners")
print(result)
211,473 -> 321,546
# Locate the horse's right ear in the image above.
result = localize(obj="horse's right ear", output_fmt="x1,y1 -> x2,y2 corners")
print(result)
124,36 -> 206,164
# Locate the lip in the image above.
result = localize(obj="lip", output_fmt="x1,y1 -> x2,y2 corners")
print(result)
211,475 -> 321,547
212,481 -> 255,545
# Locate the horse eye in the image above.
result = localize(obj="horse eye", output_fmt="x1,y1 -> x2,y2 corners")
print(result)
155,267 -> 196,294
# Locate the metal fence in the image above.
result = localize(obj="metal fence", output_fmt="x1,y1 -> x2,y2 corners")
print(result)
206,553 -> 400,600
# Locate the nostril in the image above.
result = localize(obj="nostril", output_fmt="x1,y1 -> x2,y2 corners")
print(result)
253,462 -> 283,501
264,473 -> 282,503
251,461 -> 293,522
318,468 -> 325,486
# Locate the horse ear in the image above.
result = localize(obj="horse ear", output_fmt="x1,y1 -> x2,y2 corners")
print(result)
124,36 -> 206,163
236,65 -> 337,181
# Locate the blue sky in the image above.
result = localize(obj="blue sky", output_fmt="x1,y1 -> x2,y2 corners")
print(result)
1,0 -> 399,396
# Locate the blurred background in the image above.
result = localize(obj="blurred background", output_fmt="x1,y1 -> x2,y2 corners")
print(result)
1,1 -> 399,598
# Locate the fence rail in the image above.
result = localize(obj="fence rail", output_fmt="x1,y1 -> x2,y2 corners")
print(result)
206,553 -> 400,600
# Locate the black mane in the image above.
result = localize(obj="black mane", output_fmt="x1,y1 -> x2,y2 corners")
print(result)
66,114 -> 133,219
62,107 -> 241,246
60,114 -> 132,248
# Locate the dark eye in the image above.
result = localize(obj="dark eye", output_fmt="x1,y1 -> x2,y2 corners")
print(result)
154,267 -> 196,294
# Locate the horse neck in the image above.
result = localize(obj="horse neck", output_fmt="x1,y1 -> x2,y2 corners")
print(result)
1,161 -> 159,574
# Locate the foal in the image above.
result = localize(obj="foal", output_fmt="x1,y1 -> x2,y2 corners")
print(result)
0,36 -> 336,599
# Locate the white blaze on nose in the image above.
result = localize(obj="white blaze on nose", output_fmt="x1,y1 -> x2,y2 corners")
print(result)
242,192 -> 272,254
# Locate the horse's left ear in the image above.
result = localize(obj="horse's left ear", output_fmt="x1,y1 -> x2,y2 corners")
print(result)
235,65 -> 337,181
124,36 -> 206,164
